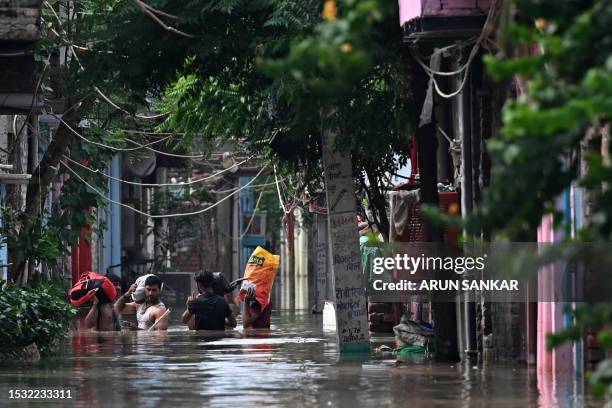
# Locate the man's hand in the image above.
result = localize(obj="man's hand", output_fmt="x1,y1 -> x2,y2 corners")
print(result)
123,283 -> 137,299
186,292 -> 197,308
240,281 -> 257,298
115,283 -> 138,315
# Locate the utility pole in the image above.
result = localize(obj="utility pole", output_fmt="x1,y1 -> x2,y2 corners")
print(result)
412,63 -> 459,362
321,120 -> 370,353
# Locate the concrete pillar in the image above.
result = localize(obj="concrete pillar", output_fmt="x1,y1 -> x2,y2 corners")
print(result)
279,226 -> 290,310
322,125 -> 370,353
294,207 -> 309,309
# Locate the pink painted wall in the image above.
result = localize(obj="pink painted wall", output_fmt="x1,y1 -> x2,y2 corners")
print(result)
398,0 -> 421,26
537,211 -> 573,376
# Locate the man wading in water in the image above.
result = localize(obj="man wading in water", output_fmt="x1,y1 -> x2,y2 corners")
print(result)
115,275 -> 169,330
241,281 -> 272,329
182,272 -> 237,330
83,274 -> 122,331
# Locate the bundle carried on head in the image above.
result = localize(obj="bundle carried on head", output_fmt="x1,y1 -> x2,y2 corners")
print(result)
235,246 -> 280,310
131,274 -> 161,303
68,271 -> 117,306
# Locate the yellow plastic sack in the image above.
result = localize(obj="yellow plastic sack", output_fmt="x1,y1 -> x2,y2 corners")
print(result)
236,246 -> 280,310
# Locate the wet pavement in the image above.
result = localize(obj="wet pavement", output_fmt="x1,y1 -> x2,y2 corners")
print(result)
0,310 -> 602,407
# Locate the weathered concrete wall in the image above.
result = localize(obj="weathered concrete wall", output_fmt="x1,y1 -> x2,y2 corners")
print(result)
0,1 -> 42,42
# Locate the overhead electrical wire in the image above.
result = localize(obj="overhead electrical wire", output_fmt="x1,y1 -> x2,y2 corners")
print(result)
51,113 -> 216,160
60,160 -> 269,219
273,165 -> 288,214
50,113 -> 173,152
61,154 -> 272,190
124,137 -> 206,159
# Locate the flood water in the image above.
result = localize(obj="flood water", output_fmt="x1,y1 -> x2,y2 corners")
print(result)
0,310 -> 602,407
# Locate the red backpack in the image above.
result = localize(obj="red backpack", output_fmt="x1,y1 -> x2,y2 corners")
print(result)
68,271 -> 117,306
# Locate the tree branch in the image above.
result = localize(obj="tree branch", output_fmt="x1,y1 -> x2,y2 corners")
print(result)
134,0 -> 194,38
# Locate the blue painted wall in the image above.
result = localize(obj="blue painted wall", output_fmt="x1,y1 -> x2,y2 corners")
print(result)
101,155 -> 122,276
0,184 -> 7,281
239,175 -> 264,273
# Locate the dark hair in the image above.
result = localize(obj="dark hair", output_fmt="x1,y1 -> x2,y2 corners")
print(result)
194,271 -> 214,289
144,275 -> 163,288
107,273 -> 121,284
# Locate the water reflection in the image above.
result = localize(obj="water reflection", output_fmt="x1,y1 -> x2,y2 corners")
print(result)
0,310 -> 600,407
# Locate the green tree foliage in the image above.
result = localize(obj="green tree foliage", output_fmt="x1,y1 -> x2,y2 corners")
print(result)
156,0 -> 413,238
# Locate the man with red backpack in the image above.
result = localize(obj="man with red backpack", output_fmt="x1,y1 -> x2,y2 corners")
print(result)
69,272 -> 121,331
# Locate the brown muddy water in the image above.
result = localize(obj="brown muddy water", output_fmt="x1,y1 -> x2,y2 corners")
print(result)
0,310 -> 603,407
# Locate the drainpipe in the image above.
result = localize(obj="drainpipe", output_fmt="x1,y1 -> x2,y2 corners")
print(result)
110,156 -> 122,275
458,52 -> 477,358
29,116 -> 45,278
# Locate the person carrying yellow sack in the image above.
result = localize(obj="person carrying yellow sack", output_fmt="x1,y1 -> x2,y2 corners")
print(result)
236,246 -> 280,329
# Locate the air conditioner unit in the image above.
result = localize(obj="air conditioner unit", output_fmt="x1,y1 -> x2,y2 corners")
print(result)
157,271 -> 197,305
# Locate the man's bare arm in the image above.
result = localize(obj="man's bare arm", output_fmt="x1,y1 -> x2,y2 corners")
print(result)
83,303 -> 99,329
242,301 -> 259,328
226,311 -> 237,329
151,307 -> 169,331
181,309 -> 192,324
187,315 -> 196,330
182,292 -> 197,327
224,293 -> 240,316
115,283 -> 138,315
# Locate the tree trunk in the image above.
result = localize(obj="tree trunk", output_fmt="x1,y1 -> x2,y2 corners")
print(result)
13,97 -> 92,283
362,164 -> 390,241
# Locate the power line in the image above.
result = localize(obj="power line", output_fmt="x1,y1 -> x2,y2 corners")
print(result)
43,131 -> 270,192
273,165 -> 288,214
51,113 -> 173,152
51,113 -> 215,159
62,154 -> 260,188
60,160 -> 269,219
211,179 -> 284,194
94,86 -> 169,120
125,137 -> 206,159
